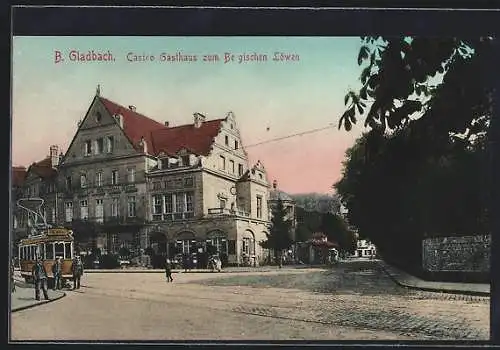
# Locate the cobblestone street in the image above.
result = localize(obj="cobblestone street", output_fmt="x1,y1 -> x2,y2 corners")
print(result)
10,260 -> 489,341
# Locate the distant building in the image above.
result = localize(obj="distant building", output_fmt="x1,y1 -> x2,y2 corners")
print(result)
12,88 -> 272,266
353,239 -> 376,258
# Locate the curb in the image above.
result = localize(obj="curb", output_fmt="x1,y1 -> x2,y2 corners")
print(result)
11,291 -> 66,313
378,262 -> 490,297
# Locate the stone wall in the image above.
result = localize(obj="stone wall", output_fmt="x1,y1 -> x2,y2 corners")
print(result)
422,235 -> 490,273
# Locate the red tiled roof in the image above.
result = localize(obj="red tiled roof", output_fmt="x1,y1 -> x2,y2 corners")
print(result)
99,97 -> 224,156
28,157 -> 57,179
150,119 -> 224,156
99,97 -> 166,152
12,166 -> 26,187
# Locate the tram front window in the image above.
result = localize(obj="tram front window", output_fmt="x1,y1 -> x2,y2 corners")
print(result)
46,243 -> 54,260
55,243 -> 64,259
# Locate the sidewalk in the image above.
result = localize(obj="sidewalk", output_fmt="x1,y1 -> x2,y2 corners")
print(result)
378,260 -> 490,296
11,284 -> 66,313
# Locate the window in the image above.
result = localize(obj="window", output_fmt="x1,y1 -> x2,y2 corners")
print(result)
235,140 -> 239,150
259,173 -> 263,179
230,160 -> 235,174
242,237 -> 251,255
160,158 -> 169,169
65,202 -> 73,222
95,199 -> 104,222
111,198 -> 119,217
127,168 -> 135,183
184,178 -> 194,187
80,174 -> 87,188
45,243 -> 54,260
175,194 -> 185,213
84,140 -> 92,156
180,240 -> 192,254
95,138 -> 104,154
186,192 -> 194,218
153,195 -> 162,215
127,196 -> 136,217
165,194 -> 173,214
51,208 -> 56,223
55,243 -> 65,259
96,172 -> 103,187
181,155 -> 190,167
219,156 -> 226,170
224,135 -> 229,146
66,176 -> 72,189
106,136 -> 114,153
238,164 -> 243,176
65,243 -> 72,259
112,170 -> 119,185
80,200 -> 88,219
256,196 -> 262,219
210,236 -> 227,254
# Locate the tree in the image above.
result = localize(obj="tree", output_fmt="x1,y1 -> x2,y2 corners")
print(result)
339,37 -> 494,141
320,212 -> 357,254
334,37 -> 493,272
262,199 -> 293,267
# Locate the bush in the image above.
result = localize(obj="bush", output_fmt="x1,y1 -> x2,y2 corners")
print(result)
99,254 -> 121,269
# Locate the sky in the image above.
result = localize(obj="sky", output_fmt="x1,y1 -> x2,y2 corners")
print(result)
12,36 -> 367,195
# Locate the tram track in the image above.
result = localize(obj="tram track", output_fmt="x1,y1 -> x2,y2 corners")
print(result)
73,282 -> 487,340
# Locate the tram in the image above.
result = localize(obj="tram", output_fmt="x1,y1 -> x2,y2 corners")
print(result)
17,198 -> 75,285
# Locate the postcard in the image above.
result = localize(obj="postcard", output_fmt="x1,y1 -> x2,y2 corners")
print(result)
10,8 -> 492,344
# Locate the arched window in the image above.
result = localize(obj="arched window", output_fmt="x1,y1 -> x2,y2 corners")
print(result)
207,230 -> 227,255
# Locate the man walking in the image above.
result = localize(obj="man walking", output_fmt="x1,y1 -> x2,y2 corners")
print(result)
165,258 -> 173,282
71,256 -> 84,290
52,257 -> 62,290
32,257 -> 49,301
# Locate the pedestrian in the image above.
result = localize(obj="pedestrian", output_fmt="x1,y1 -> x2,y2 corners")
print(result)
11,259 -> 16,293
32,256 -> 49,301
71,256 -> 84,290
165,258 -> 173,282
52,257 -> 62,290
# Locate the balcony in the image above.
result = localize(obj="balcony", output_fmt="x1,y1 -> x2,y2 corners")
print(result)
207,208 -> 250,218
151,212 -> 195,222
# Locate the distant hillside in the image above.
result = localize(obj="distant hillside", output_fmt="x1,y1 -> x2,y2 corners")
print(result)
290,193 -> 341,214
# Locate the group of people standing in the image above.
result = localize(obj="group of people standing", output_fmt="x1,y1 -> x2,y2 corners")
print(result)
29,255 -> 84,301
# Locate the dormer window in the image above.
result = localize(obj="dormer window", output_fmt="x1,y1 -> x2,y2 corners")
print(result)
181,155 -> 190,167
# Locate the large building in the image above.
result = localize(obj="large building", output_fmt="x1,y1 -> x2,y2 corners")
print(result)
12,88 -> 272,266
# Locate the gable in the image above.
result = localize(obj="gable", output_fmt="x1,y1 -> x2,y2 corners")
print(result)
61,96 -> 139,165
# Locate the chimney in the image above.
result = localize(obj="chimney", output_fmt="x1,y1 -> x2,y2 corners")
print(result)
50,145 -> 59,168
164,121 -> 170,127
128,105 -> 136,112
273,180 -> 278,189
193,112 -> 206,128
59,152 -> 64,165
114,114 -> 124,128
